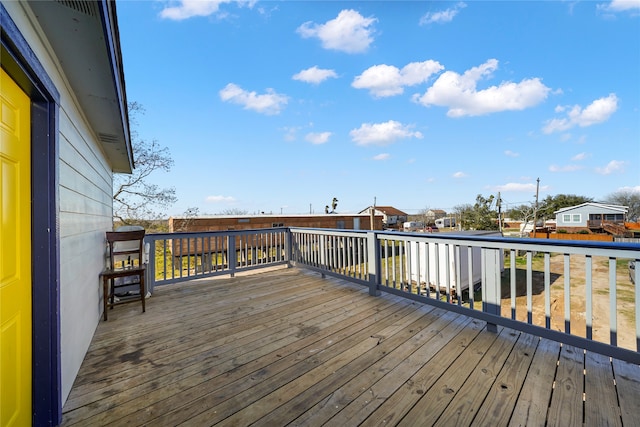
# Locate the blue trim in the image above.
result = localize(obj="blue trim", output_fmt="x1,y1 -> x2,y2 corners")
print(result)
97,0 -> 133,170
1,3 -> 62,425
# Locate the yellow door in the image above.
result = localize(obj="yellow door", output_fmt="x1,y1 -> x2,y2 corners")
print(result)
1,68 -> 32,426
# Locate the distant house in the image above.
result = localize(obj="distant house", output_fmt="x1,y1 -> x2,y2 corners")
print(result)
169,214 -> 385,259
170,213 -> 384,234
425,209 -> 447,224
555,203 -> 628,233
1,1 -> 132,424
359,206 -> 408,229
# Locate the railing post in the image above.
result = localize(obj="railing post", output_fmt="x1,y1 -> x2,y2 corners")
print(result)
284,229 -> 292,267
228,235 -> 236,277
145,237 -> 155,294
319,234 -> 326,278
366,231 -> 381,296
482,247 -> 502,333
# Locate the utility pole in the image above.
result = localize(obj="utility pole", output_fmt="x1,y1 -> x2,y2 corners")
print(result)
497,192 -> 502,232
532,177 -> 540,237
370,196 -> 376,230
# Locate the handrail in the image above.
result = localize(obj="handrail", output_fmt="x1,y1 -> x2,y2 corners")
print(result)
145,227 -> 640,364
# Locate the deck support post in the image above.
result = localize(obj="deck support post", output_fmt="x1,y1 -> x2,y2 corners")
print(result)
145,238 -> 155,294
482,247 -> 502,333
284,229 -> 292,268
320,235 -> 327,278
367,231 -> 381,296
228,237 -> 236,277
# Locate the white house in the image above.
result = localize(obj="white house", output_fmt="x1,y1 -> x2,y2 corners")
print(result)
425,209 -> 447,224
1,1 -> 132,424
555,202 -> 628,232
359,206 -> 408,229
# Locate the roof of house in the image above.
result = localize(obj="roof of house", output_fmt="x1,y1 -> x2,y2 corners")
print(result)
358,206 -> 408,216
375,206 -> 408,216
554,202 -> 628,215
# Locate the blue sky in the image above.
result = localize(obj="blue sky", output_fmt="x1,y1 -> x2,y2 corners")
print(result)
116,0 -> 640,217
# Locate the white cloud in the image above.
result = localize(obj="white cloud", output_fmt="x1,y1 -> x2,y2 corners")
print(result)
160,0 -> 255,20
595,160 -> 625,175
453,171 -> 467,178
352,60 -> 444,98
206,195 -> 236,203
219,83 -> 288,115
350,120 -> 423,146
373,153 -> 390,161
305,132 -> 332,145
598,0 -> 640,12
420,2 -> 467,25
491,182 -> 549,194
618,185 -> 640,193
293,66 -> 338,85
571,152 -> 589,161
297,9 -> 377,54
504,150 -> 519,157
542,94 -> 619,134
413,59 -> 550,117
548,164 -> 584,172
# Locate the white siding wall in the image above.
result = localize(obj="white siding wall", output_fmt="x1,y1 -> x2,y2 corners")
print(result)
58,109 -> 114,402
6,2 -> 116,403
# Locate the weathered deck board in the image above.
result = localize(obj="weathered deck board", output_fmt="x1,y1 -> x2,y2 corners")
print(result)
509,336 -> 560,426
585,351 -> 621,427
62,267 -> 640,426
547,344 -> 585,426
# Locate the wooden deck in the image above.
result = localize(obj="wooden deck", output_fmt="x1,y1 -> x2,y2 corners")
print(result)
62,267 -> 640,426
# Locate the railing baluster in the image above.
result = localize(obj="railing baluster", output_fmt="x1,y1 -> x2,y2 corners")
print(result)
610,257 -> 617,347
545,253 -> 551,329
424,242 -> 431,298
444,243 -> 451,303
434,243 -> 440,300
564,253 -> 571,334
586,255 -> 593,340
526,251 -> 532,324
467,246 -> 473,309
510,249 -> 516,318
393,241 -> 398,289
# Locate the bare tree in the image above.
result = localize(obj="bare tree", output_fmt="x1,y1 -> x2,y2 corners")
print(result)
604,189 -> 640,221
219,208 -> 249,215
113,102 -> 177,227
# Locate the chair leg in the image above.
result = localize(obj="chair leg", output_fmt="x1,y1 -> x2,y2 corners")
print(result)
110,278 -> 115,309
103,276 -> 108,321
141,273 -> 146,313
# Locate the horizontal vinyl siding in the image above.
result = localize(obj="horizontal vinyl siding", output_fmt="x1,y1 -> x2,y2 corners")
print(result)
58,107 -> 114,403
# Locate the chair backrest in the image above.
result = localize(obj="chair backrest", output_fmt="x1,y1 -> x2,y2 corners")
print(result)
106,230 -> 145,269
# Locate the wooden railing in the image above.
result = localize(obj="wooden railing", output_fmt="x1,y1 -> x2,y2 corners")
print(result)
145,228 -> 290,287
146,228 -> 640,364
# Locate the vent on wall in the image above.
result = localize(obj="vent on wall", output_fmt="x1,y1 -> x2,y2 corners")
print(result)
98,133 -> 120,144
55,0 -> 98,17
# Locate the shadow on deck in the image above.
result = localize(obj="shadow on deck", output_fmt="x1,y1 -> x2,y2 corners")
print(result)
62,267 -> 640,426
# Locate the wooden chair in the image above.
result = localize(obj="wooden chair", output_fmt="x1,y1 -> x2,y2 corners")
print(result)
100,229 -> 146,321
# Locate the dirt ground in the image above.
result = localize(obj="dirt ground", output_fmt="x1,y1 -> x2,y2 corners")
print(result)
499,254 -> 636,351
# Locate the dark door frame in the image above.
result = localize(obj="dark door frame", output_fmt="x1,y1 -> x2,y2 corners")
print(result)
1,4 -> 62,425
